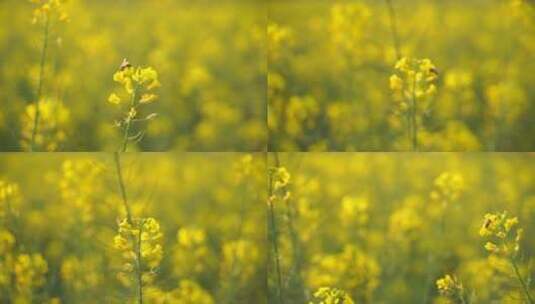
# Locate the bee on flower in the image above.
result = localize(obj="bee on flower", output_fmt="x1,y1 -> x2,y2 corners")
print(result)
390,57 -> 438,150
479,212 -> 534,303
479,212 -> 522,256
108,59 -> 161,151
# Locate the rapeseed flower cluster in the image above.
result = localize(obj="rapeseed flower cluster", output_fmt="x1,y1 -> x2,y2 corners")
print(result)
479,212 -> 522,256
270,166 -> 291,204
390,57 -> 438,109
389,57 -> 438,150
145,280 -> 214,304
436,274 -> 465,300
108,61 -> 160,151
114,217 -> 163,285
1,215 -> 49,302
307,245 -> 380,303
309,287 -> 355,304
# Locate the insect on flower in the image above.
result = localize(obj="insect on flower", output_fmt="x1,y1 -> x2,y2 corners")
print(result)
107,59 -> 160,151
483,217 -> 492,229
119,58 -> 132,71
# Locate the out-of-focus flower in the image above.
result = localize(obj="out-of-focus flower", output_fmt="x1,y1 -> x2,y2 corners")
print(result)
31,0 -> 69,24
309,287 -> 354,304
430,172 -> 464,206
20,98 -> 70,152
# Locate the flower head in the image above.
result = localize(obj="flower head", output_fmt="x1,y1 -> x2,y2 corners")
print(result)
108,60 -> 160,150
430,172 -> 464,206
390,57 -> 438,112
109,64 -> 160,106
436,274 -> 464,298
479,212 -> 522,257
269,166 -> 291,204
114,217 -> 163,285
309,287 -> 354,304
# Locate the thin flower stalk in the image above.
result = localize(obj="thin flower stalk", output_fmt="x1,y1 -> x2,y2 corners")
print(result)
108,60 -> 160,152
29,15 -> 50,152
268,153 -> 288,304
385,0 -> 401,60
113,152 -> 142,304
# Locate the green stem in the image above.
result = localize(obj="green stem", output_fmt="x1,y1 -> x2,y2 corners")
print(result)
511,258 -> 534,304
114,152 -> 142,303
458,293 -> 467,304
406,112 -> 411,150
121,86 -> 138,152
411,75 -> 418,151
29,15 -> 50,152
114,152 -> 132,223
136,223 -> 143,304
268,154 -> 284,304
385,0 -> 401,60
268,200 -> 284,304
121,119 -> 132,153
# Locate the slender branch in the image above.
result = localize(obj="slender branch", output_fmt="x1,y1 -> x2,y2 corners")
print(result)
30,15 -> 50,152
